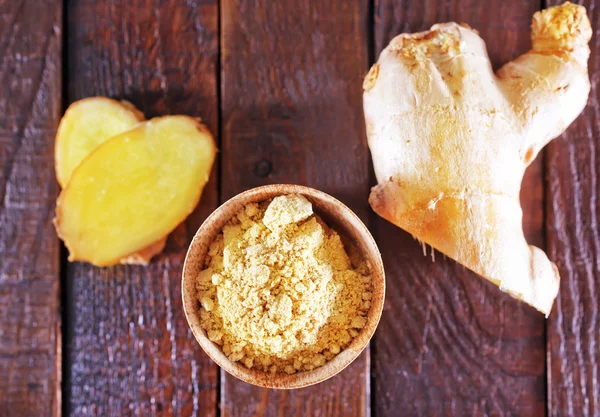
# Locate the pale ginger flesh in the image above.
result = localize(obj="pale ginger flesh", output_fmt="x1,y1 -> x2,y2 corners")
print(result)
363,2 -> 591,315
55,97 -> 166,264
55,97 -> 144,187
55,116 -> 216,267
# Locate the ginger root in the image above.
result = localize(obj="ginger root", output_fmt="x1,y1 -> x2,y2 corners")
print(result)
55,116 -> 216,267
363,2 -> 591,315
55,97 -> 166,264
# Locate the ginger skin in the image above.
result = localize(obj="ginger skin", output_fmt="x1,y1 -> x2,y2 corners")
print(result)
363,2 -> 591,315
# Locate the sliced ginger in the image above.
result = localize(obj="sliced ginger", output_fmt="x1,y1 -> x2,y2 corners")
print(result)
363,2 -> 591,315
55,97 -> 144,188
55,97 -> 166,264
55,116 -> 216,267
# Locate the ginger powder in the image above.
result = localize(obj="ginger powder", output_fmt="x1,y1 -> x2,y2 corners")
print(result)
196,194 -> 373,374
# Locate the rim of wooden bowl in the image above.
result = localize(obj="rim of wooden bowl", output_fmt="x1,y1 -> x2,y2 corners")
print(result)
182,184 -> 385,389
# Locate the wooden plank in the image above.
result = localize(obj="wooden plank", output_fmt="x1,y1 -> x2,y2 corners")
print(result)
546,1 -> 600,416
220,1 -> 371,415
372,1 -> 547,415
64,1 -> 219,415
0,1 -> 62,416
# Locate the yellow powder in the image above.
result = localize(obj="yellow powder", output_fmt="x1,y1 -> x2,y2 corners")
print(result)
196,194 -> 372,374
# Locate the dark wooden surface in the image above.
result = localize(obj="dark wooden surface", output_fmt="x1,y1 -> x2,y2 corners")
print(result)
0,0 -> 599,416
546,1 -> 600,416
220,1 -> 371,415
0,1 -> 62,416
64,1 -> 219,416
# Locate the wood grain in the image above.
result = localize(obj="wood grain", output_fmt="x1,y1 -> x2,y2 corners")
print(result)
0,1 -> 62,416
546,1 -> 600,416
64,0 -> 219,415
220,0 -> 371,415
372,1 -> 546,415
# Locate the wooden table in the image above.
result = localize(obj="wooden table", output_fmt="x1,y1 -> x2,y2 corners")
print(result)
1,0 -> 598,416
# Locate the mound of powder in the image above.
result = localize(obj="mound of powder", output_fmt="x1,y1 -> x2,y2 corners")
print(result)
196,194 -> 372,374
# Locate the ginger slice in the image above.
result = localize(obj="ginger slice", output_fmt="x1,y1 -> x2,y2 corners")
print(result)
55,116 -> 216,267
55,97 -> 166,264
363,2 -> 591,315
55,97 -> 144,187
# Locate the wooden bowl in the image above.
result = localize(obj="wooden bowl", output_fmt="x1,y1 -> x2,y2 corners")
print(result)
182,184 -> 385,389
